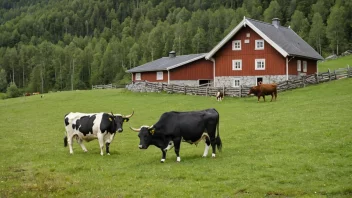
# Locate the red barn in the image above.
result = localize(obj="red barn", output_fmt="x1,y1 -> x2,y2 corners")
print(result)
127,52 -> 213,86
127,17 -> 323,87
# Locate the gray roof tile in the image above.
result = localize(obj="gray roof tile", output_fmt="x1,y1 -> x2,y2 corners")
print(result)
247,18 -> 323,60
127,53 -> 206,73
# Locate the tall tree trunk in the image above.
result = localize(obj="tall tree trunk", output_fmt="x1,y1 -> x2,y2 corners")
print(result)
41,67 -> 44,93
12,64 -> 14,83
22,65 -> 25,88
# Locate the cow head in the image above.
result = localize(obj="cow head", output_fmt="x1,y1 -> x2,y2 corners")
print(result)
248,86 -> 259,96
130,125 -> 155,149
112,110 -> 134,132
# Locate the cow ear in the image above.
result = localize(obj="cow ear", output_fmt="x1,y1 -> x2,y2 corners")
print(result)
148,128 -> 155,135
123,118 -> 129,122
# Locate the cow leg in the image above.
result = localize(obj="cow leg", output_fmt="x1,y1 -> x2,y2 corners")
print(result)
160,149 -> 167,163
97,133 -> 105,156
202,138 -> 211,157
77,138 -> 88,152
270,93 -> 274,102
263,95 -> 266,102
210,137 -> 217,158
105,133 -> 115,155
68,135 -> 74,154
173,137 -> 182,162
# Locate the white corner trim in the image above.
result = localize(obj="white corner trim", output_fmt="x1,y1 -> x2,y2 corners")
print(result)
166,54 -> 206,70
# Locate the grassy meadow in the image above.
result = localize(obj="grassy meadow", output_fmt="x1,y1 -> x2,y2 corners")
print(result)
0,78 -> 352,197
318,55 -> 352,72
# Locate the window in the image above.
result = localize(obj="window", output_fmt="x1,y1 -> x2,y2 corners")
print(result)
233,79 -> 241,87
156,71 -> 163,80
297,60 -> 301,71
135,73 -> 141,80
246,33 -> 250,37
232,60 -> 242,70
232,40 -> 241,50
255,40 -> 264,50
303,61 -> 307,72
255,59 -> 265,70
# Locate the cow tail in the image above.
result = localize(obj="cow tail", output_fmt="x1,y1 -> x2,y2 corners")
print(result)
64,136 -> 68,147
216,116 -> 222,152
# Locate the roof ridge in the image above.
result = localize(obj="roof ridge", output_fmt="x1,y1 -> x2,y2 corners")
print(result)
246,17 -> 291,30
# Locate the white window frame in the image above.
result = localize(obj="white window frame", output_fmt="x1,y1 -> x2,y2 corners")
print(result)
255,59 -> 265,70
255,40 -> 264,50
297,60 -> 302,71
303,61 -> 307,72
232,60 -> 242,70
156,71 -> 163,80
135,73 -> 141,80
232,40 -> 241,50
233,78 -> 241,87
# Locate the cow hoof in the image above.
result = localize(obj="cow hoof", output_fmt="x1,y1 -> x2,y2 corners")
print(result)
176,157 -> 181,162
160,159 -> 165,163
107,153 -> 110,156
212,153 -> 216,158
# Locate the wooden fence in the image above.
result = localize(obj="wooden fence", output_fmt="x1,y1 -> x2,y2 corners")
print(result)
126,66 -> 352,97
92,84 -> 115,89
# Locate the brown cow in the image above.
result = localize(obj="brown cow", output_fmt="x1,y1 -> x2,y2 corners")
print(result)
248,83 -> 277,102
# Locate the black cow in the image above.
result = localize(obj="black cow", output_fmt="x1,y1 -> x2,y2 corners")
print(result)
130,108 -> 222,163
64,110 -> 134,155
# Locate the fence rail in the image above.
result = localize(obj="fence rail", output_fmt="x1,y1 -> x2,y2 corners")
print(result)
125,66 -> 352,97
92,84 -> 121,89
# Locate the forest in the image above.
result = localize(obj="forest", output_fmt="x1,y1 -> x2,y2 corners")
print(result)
0,0 -> 351,95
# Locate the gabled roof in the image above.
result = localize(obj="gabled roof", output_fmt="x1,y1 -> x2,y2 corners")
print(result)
126,53 -> 206,73
205,17 -> 323,60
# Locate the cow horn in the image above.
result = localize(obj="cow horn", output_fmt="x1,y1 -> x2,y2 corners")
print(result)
123,110 -> 134,118
148,125 -> 154,129
129,126 -> 140,132
111,111 -> 115,116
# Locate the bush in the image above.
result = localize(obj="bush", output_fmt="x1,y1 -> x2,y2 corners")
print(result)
0,92 -> 7,99
6,83 -> 22,98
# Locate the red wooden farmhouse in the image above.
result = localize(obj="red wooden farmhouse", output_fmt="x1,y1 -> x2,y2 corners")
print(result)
127,17 -> 323,87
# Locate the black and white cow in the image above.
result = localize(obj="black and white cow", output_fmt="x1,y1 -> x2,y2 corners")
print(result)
130,108 -> 222,163
216,91 -> 224,101
64,111 -> 134,155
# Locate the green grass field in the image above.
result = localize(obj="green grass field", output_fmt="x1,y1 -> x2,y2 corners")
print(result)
0,78 -> 352,197
318,55 -> 352,72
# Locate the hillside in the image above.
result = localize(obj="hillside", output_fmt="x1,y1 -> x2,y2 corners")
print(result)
0,0 -> 351,94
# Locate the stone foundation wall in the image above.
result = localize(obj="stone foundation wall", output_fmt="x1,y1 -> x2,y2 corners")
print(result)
169,80 -> 200,86
214,75 -> 297,87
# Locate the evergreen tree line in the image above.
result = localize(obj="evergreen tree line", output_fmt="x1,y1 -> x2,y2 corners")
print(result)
0,0 -> 351,94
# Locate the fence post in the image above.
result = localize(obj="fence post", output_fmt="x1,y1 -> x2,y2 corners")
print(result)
334,70 -> 337,80
315,73 -> 320,84
348,65 -> 351,78
222,85 -> 225,97
286,80 -> 289,90
302,75 -> 306,88
239,85 -> 242,97
328,69 -> 331,81
184,85 -> 187,95
206,86 -> 208,97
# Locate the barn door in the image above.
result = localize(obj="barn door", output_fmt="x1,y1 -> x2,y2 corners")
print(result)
256,77 -> 263,85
